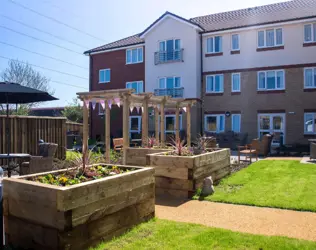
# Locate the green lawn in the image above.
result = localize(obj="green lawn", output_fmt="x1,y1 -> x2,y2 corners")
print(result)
91,219 -> 316,250
195,160 -> 316,212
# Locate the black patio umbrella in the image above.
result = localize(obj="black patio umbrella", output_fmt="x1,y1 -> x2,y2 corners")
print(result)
0,81 -> 58,155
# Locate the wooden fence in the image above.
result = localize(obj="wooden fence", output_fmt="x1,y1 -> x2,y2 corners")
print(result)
66,121 -> 83,135
0,115 -> 67,161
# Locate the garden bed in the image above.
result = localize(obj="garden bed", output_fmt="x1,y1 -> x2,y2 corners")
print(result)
3,164 -> 155,250
146,148 -> 230,198
125,147 -> 172,166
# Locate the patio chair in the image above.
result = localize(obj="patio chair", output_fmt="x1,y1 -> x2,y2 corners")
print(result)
311,142 -> 316,160
238,139 -> 259,164
113,138 -> 123,152
20,143 -> 58,175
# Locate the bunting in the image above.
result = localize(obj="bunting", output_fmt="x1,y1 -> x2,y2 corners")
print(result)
84,100 -> 89,109
91,100 -> 96,110
182,107 -> 187,112
108,99 -> 113,109
99,100 -> 105,110
114,98 -> 120,107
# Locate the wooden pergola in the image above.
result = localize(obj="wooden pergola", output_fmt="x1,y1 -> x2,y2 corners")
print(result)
77,89 -> 196,164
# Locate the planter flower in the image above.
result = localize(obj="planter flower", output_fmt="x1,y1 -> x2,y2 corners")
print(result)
3,159 -> 155,249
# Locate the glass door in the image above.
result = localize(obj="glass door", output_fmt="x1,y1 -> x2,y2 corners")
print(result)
258,113 -> 285,146
166,40 -> 174,61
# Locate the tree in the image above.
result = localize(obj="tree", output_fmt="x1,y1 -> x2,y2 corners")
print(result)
0,60 -> 54,114
62,98 -> 83,123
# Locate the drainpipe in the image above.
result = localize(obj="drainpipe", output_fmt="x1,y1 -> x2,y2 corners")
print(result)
89,54 -> 93,140
200,32 -> 204,135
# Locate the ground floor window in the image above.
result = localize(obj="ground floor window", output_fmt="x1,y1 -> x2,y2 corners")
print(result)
258,113 -> 285,145
204,114 -> 225,133
165,115 -> 182,134
232,114 -> 241,133
129,116 -> 141,138
304,113 -> 316,134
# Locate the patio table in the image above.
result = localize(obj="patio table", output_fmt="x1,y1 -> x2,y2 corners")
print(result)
0,154 -> 31,177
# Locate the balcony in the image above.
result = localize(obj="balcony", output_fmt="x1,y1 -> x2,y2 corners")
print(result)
154,49 -> 184,65
154,88 -> 184,98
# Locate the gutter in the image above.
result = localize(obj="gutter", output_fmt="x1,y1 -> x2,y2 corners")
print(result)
200,32 -> 204,135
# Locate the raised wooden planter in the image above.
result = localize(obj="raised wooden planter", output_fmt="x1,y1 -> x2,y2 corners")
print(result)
3,165 -> 155,250
146,148 -> 230,198
125,147 -> 172,166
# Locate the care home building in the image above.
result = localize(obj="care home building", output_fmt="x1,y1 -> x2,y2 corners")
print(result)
84,0 -> 316,146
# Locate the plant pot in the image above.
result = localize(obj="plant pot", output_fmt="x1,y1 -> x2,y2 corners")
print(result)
146,148 -> 231,198
3,164 -> 155,250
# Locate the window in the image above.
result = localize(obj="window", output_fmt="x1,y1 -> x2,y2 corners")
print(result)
207,36 -> 222,53
258,113 -> 285,145
204,115 -> 225,133
99,69 -> 110,83
159,39 -> 181,61
232,114 -> 241,133
304,23 -> 316,43
165,115 -> 182,133
126,47 -> 143,64
232,73 -> 240,92
304,68 -> 316,88
126,81 -> 144,94
158,77 -> 181,89
304,113 -> 316,134
206,75 -> 224,93
129,116 -> 142,136
231,34 -> 240,51
257,28 -> 283,48
257,70 -> 285,90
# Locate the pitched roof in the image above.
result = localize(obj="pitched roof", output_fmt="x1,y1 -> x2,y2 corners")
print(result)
85,0 -> 316,54
190,0 -> 316,32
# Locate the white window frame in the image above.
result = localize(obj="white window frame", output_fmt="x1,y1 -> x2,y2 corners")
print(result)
126,81 -> 144,94
158,77 -> 181,89
158,39 -> 181,51
206,36 -> 222,53
204,114 -> 225,133
258,113 -> 286,146
257,70 -> 285,91
231,34 -> 240,51
231,114 -> 241,133
304,67 -> 316,89
206,74 -> 224,93
99,69 -> 110,83
164,114 -> 182,134
126,47 -> 143,64
304,113 -> 316,134
304,23 -> 316,43
257,28 -> 283,48
129,116 -> 142,134
231,73 -> 241,92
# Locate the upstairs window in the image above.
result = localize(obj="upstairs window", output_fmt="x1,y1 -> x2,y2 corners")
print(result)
158,39 -> 181,61
304,23 -> 316,43
158,77 -> 181,89
304,113 -> 316,134
126,81 -> 144,94
304,68 -> 316,88
257,70 -> 285,90
231,34 -> 240,51
126,47 -> 143,64
207,36 -> 222,53
232,73 -> 241,92
99,69 -> 110,83
206,74 -> 224,93
258,28 -> 283,48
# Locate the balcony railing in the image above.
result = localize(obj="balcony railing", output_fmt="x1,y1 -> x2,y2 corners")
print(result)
154,49 -> 184,65
154,88 -> 184,98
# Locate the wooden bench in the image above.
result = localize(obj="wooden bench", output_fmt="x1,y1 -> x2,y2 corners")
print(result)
113,138 -> 123,151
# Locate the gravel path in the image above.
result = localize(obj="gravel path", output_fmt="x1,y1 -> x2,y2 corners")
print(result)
155,199 -> 316,241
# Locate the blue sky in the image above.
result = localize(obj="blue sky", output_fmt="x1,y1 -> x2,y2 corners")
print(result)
1,0 -> 284,107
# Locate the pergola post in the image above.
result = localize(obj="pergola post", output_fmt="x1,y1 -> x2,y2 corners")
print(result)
142,97 -> 149,147
175,104 -> 180,142
186,103 -> 191,147
82,101 -> 89,162
160,101 -> 165,146
154,107 -> 159,145
105,101 -> 110,163
122,95 -> 130,165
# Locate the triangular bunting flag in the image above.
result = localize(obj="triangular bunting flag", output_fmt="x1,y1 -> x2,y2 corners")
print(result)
114,98 -> 120,107
108,99 -> 113,109
130,106 -> 134,113
99,100 -> 105,110
136,106 -> 140,113
91,100 -> 96,110
183,107 -> 187,112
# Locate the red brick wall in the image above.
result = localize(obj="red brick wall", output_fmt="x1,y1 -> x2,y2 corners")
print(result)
89,48 -> 145,140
